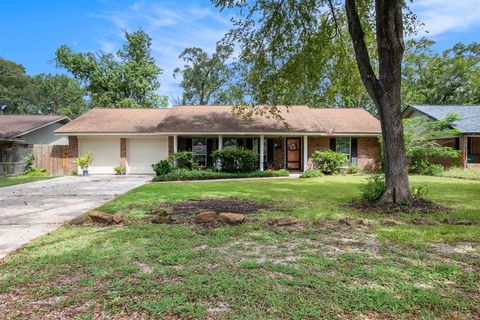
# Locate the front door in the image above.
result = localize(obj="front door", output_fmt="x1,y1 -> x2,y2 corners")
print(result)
286,138 -> 301,170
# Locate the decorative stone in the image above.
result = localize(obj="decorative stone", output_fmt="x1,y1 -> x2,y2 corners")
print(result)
113,213 -> 125,224
338,218 -> 351,226
89,211 -> 113,223
195,211 -> 216,224
151,214 -> 172,224
219,212 -> 245,224
274,217 -> 300,226
444,217 -> 472,225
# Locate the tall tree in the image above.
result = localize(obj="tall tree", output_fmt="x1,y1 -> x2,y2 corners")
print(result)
0,58 -> 32,114
402,38 -> 480,106
174,44 -> 240,105
55,30 -> 167,108
213,0 -> 416,204
30,74 -> 88,119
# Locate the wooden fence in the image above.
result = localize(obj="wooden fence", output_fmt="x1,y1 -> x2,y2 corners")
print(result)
33,145 -> 71,176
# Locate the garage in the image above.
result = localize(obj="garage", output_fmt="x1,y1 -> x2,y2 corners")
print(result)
127,137 -> 168,174
78,137 -> 120,174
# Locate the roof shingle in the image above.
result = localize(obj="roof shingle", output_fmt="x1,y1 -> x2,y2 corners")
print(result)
0,115 -> 68,139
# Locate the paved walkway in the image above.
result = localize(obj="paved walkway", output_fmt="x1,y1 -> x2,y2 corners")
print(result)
0,175 -> 150,258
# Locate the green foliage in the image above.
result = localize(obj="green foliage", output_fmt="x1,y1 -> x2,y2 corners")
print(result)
0,57 -> 32,114
171,151 -> 197,170
73,152 -> 93,169
410,160 -> 444,176
403,114 -> 460,173
312,150 -> 348,174
344,165 -> 360,174
114,166 -> 126,174
212,147 -> 257,173
411,184 -> 429,199
403,38 -> 480,106
21,151 -> 35,171
55,30 -> 167,108
361,174 -> 386,201
152,169 -> 289,182
300,170 -> 324,179
152,159 -> 175,176
174,44 -> 240,105
22,168 -> 47,177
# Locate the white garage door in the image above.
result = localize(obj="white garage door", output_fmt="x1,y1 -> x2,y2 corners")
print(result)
127,137 -> 168,174
79,137 -> 120,174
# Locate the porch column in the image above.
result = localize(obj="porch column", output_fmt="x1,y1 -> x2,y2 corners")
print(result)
260,135 -> 265,171
173,135 -> 178,154
460,135 -> 468,168
303,135 -> 308,171
218,135 -> 223,150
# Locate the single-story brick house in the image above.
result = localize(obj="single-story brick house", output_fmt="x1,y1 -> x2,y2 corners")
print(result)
403,105 -> 480,168
55,106 -> 382,175
0,115 -> 69,174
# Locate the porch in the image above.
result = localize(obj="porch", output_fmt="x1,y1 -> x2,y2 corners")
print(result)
463,136 -> 480,168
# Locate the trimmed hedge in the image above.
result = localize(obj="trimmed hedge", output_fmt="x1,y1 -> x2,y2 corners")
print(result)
212,147 -> 257,173
152,169 -> 289,182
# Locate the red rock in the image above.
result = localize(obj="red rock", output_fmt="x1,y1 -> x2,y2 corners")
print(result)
219,212 -> 245,224
89,211 -> 113,223
113,213 -> 125,224
275,217 -> 300,226
195,211 -> 216,224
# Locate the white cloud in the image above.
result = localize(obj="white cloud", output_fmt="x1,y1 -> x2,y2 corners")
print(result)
413,0 -> 480,36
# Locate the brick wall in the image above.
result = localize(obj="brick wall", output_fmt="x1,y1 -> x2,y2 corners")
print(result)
120,138 -> 127,166
357,137 -> 381,170
307,137 -> 329,169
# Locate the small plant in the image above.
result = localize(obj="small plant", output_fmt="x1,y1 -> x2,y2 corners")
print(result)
171,151 -> 197,169
212,147 -> 257,173
24,168 -> 47,177
361,174 -> 386,201
411,184 -> 429,199
21,151 -> 35,172
152,159 -> 175,176
312,150 -> 348,174
300,170 -> 324,178
345,165 -> 360,174
114,165 -> 126,175
410,159 -> 444,176
74,152 -> 94,175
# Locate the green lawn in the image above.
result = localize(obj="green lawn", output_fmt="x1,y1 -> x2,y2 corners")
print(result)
0,175 -> 53,188
1,176 -> 479,319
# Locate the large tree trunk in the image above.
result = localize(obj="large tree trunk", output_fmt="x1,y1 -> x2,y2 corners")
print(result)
346,0 -> 412,205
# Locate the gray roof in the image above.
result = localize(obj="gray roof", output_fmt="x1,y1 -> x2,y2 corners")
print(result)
407,105 -> 480,134
0,115 -> 69,140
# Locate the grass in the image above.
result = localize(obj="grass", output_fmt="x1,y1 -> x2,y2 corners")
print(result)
438,167 -> 480,180
1,175 -> 479,319
0,175 -> 53,188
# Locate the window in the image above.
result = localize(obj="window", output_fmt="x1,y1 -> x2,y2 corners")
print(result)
336,137 -> 351,160
223,138 -> 238,147
192,138 -> 207,168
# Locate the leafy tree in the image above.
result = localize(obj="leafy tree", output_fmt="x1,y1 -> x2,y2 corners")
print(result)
55,30 -> 167,108
174,44 -> 240,105
0,57 -> 32,114
403,38 -> 480,106
213,0 -> 417,204
29,74 -> 87,118
403,114 -> 460,172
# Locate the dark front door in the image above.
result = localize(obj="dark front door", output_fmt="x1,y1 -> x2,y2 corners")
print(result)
286,138 -> 301,170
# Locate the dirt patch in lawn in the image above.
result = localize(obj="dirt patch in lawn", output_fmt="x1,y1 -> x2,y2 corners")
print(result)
343,198 -> 450,215
148,198 -> 276,225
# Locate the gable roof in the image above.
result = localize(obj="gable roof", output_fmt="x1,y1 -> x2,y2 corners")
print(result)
55,106 -> 381,135
404,105 -> 480,134
0,115 -> 69,140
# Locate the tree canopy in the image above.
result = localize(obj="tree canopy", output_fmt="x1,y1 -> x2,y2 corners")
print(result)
55,29 -> 167,108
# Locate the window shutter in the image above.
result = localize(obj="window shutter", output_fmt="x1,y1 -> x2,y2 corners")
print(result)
330,138 -> 336,151
351,138 -> 358,165
455,138 -> 460,150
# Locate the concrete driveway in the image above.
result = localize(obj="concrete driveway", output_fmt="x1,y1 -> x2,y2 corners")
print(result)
0,175 -> 150,258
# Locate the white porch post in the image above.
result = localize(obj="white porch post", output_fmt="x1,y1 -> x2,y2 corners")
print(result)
218,135 -> 223,150
303,135 -> 308,171
173,135 -> 178,154
260,135 -> 265,171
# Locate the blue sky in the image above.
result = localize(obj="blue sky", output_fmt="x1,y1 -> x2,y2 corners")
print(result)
1,0 -> 480,103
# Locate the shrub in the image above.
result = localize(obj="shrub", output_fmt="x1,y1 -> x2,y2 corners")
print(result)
114,166 -> 126,174
172,151 -> 197,170
74,152 -> 93,169
152,169 -> 289,182
300,170 -> 324,178
361,174 -> 386,201
411,184 -> 429,199
24,168 -> 47,177
152,159 -> 175,176
410,159 -> 444,176
344,165 -> 360,174
22,151 -> 35,171
312,150 -> 348,174
212,147 -> 257,173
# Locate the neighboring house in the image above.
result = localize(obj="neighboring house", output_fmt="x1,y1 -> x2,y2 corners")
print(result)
403,105 -> 480,168
55,106 -> 382,175
0,115 -> 70,175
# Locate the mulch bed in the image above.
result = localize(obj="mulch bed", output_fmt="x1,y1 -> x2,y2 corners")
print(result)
343,198 -> 450,215
149,198 -> 275,225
